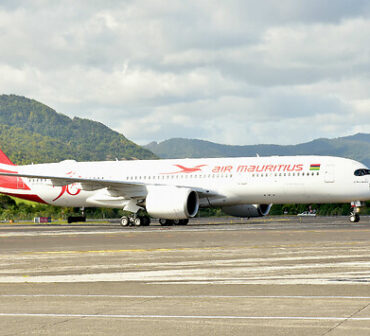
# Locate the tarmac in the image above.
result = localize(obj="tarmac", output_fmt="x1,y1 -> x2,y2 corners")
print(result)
0,216 -> 369,335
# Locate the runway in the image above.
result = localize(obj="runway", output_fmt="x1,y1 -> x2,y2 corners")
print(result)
0,216 -> 369,335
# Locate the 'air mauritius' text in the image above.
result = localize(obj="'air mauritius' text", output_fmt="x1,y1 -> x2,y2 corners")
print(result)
212,164 -> 304,173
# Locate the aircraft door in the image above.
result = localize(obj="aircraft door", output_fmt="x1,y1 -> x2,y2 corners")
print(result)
17,177 -> 25,189
324,164 -> 335,183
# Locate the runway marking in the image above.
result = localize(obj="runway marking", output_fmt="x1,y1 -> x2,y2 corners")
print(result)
1,294 -> 370,299
1,226 -> 370,238
0,313 -> 369,321
13,240 -> 368,255
1,265 -> 370,283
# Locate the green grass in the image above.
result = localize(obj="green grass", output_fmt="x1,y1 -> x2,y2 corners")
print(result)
10,196 -> 39,206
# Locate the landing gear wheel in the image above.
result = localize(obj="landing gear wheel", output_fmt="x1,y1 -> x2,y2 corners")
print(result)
350,213 -> 360,223
133,217 -> 142,226
173,219 -> 180,225
120,216 -> 130,227
159,219 -> 174,226
178,219 -> 189,225
141,217 -> 151,226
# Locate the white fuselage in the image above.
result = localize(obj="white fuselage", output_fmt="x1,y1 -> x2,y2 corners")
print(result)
0,155 -> 369,208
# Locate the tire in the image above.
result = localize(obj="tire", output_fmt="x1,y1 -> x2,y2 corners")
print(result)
133,217 -> 142,226
159,219 -> 173,226
120,216 -> 130,227
350,213 -> 360,223
142,217 -> 151,226
179,219 -> 189,225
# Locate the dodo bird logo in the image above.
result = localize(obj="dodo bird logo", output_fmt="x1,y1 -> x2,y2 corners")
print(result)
161,164 -> 207,174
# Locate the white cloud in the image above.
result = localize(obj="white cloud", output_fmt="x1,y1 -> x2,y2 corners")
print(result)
0,0 -> 369,146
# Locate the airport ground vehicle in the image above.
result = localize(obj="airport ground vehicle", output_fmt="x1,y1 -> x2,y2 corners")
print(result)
297,210 -> 317,217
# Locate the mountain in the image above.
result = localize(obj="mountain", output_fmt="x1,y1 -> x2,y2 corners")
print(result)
145,134 -> 370,167
0,94 -> 156,164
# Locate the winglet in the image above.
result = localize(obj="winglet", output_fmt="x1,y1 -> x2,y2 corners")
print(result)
0,148 -> 15,166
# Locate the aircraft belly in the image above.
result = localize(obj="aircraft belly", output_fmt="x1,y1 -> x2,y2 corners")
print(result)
209,183 -> 282,206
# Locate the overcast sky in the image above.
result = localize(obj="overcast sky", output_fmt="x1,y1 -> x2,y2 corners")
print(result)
0,0 -> 369,146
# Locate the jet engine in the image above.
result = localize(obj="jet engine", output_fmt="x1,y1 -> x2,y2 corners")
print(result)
222,204 -> 272,218
145,186 -> 199,220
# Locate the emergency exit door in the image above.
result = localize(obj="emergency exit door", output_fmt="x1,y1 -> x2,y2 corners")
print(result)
324,164 -> 335,183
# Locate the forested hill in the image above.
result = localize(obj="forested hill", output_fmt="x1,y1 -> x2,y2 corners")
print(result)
145,134 -> 370,167
0,94 -> 156,164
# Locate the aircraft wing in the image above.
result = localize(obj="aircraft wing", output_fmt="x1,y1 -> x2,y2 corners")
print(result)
0,172 -> 221,200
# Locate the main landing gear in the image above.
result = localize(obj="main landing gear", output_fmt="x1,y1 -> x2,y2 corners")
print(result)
159,219 -> 189,226
120,215 -> 151,227
349,201 -> 363,223
119,216 -> 189,227
67,207 -> 87,224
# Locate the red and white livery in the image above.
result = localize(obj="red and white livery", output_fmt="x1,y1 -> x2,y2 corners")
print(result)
0,147 -> 369,225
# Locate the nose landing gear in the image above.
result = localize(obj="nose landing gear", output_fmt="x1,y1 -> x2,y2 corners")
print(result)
349,201 -> 363,223
349,212 -> 360,223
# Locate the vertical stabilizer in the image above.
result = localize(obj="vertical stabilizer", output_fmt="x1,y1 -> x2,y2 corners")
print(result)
0,148 -> 15,166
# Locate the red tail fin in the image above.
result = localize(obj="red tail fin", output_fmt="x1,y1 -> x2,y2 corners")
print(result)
0,148 -> 15,166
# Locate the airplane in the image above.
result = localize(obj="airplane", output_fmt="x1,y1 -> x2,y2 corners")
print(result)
0,147 -> 368,225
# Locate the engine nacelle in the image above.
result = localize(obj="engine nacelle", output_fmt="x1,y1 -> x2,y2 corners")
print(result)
222,204 -> 272,218
146,186 -> 199,220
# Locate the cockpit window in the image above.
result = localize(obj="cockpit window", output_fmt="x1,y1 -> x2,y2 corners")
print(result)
354,169 -> 370,176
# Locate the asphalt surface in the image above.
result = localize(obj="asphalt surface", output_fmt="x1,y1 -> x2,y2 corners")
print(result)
0,216 -> 369,335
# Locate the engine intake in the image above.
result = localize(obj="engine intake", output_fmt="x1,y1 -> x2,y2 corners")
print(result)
146,186 -> 199,220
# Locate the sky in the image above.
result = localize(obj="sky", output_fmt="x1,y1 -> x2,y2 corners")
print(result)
0,0 -> 369,146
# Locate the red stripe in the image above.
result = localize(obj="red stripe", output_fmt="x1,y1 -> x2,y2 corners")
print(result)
0,149 -> 15,166
1,192 -> 47,204
0,169 -> 30,190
